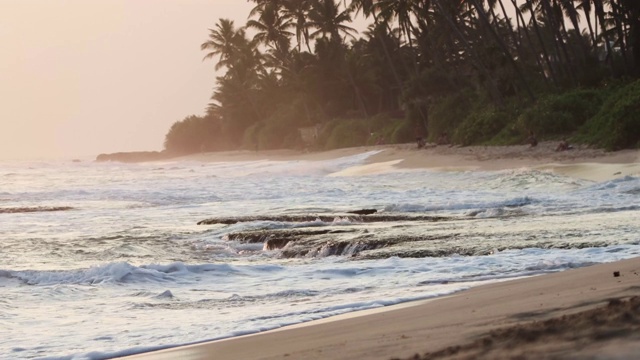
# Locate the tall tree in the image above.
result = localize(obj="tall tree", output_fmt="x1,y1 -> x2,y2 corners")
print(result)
247,2 -> 293,52
307,0 -> 357,42
282,0 -> 313,52
201,19 -> 245,70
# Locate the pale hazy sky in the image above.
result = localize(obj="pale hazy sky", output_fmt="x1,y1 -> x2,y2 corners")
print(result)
0,0 -> 254,160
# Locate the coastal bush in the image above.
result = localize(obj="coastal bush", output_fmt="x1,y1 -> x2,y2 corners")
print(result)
324,119 -> 369,149
428,90 -> 476,143
517,89 -> 603,138
164,115 -> 224,155
580,80 -> 640,150
389,119 -> 415,144
243,120 -> 303,151
257,122 -> 293,150
453,106 -> 510,146
242,123 -> 262,150
365,114 -> 396,145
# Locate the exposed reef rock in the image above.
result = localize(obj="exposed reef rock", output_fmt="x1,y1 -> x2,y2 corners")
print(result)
197,209 -> 634,260
197,214 -> 449,225
0,206 -> 74,214
225,227 -> 402,258
346,209 -> 378,215
95,151 -> 170,163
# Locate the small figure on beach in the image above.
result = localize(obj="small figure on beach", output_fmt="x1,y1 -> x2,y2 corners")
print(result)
527,130 -> 538,148
415,124 -> 427,149
555,138 -> 572,152
437,131 -> 450,146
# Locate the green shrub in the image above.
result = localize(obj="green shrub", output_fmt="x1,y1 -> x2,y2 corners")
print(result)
324,119 -> 369,149
428,90 -> 476,142
390,119 -> 415,144
242,123 -> 263,150
517,89 -> 603,138
164,115 -> 225,155
580,80 -> 640,150
453,106 -> 510,145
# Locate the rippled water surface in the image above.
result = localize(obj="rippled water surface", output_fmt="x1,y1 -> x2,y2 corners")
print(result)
1,153 -> 639,359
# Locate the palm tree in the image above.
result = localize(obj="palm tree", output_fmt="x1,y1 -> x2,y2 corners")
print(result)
282,0 -> 313,52
621,0 -> 640,74
509,0 -> 556,86
593,0 -> 615,73
247,2 -> 293,52
374,0 -> 419,49
430,0 -> 505,103
469,0 -> 535,99
307,0 -> 357,42
560,0 -> 587,50
201,19 -> 244,70
521,0 -> 569,84
203,20 -> 264,145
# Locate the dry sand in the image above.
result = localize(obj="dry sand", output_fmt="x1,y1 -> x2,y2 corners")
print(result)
124,143 -> 640,360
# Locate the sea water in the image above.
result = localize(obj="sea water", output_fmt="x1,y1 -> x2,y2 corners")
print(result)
1,152 -> 639,359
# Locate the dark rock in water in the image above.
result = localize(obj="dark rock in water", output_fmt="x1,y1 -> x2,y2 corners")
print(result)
201,209 -> 626,260
347,209 -> 378,215
95,151 -> 171,163
264,237 -> 291,250
155,290 -> 174,299
217,217 -> 619,260
197,214 -> 449,225
0,206 -> 74,214
224,227 -> 400,258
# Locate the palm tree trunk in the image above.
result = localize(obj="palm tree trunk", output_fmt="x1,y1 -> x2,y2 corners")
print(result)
563,0 -> 591,61
541,0 -> 577,86
510,0 -> 553,87
611,0 -> 631,75
432,0 -> 503,104
471,0 -> 535,100
522,0 -> 561,87
628,1 -> 640,75
594,0 -> 616,75
343,55 -> 369,120
369,8 -> 404,100
497,0 -> 517,46
579,0 -> 597,47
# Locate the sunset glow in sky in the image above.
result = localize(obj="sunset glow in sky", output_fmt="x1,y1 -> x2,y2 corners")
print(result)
0,0 -> 253,160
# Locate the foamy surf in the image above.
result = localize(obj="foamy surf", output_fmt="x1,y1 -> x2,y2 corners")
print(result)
0,155 -> 638,359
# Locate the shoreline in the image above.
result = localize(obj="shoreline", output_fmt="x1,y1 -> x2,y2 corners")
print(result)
124,257 -> 640,360
173,141 -> 640,182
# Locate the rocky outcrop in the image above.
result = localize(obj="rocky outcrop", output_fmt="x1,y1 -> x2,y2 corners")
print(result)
0,206 -> 74,214
95,151 -> 170,163
197,214 -> 449,225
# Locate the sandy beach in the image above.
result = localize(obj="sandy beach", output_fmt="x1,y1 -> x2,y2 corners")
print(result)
125,258 -> 640,360
123,143 -> 640,360
177,141 -> 640,182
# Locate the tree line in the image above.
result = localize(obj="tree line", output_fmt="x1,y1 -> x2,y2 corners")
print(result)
164,0 -> 640,155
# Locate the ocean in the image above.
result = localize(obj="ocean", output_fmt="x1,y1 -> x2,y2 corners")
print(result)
1,151 -> 639,359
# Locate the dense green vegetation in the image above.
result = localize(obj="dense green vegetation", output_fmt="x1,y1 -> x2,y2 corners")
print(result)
163,0 -> 640,155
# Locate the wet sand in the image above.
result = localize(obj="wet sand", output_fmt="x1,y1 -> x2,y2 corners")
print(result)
124,144 -> 640,360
